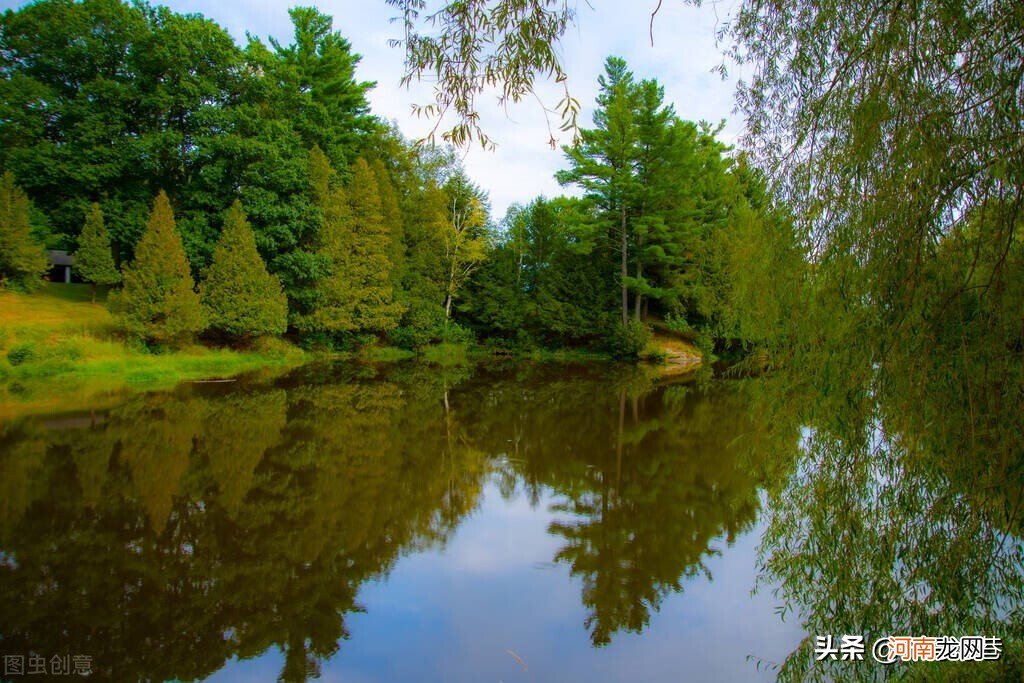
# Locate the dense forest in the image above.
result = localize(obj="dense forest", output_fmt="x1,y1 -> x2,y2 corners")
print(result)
0,0 -> 796,360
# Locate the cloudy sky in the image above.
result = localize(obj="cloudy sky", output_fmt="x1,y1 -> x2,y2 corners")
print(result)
1,0 -> 743,218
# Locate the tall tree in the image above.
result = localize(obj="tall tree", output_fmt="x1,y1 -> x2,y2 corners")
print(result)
440,171 -> 488,320
0,0 -> 245,258
346,157 -> 403,332
75,203 -> 120,302
112,191 -> 204,345
371,158 -> 405,290
255,6 -> 376,169
0,171 -> 47,291
200,200 -> 288,340
297,145 -> 356,335
557,57 -> 640,326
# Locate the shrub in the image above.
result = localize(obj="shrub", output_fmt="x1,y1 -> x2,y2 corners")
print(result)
6,343 -> 35,366
664,312 -> 698,339
606,320 -> 652,360
440,321 -> 475,345
389,326 -> 419,350
251,336 -> 300,359
390,298 -> 447,349
422,342 -> 470,366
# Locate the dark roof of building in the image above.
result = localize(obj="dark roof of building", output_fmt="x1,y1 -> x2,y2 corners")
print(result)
49,250 -> 73,266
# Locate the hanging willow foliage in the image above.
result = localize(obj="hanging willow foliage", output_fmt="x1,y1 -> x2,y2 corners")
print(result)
385,0 -> 582,149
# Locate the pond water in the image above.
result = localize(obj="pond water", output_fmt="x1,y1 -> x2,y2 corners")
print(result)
0,361 -> 1020,682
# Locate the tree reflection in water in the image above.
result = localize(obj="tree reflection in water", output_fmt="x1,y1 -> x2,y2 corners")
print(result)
0,360 -> 1020,681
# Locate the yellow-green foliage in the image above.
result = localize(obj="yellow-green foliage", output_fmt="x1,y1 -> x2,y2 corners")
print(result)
111,191 -> 205,345
300,151 -> 404,336
371,157 -> 405,287
0,171 -> 47,291
200,201 -> 287,338
75,203 -> 121,293
421,342 -> 470,366
0,283 -> 305,417
298,145 -> 358,334
346,157 -> 403,332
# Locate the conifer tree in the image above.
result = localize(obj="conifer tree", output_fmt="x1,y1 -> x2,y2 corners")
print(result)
201,200 -> 288,339
557,57 -> 642,326
0,171 -> 47,291
76,203 -> 121,302
371,158 -> 405,289
346,158 -> 403,332
297,145 -> 358,334
112,191 -> 205,345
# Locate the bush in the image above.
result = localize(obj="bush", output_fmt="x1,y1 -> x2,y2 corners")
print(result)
296,331 -> 335,352
440,321 -> 475,345
606,320 -> 651,360
422,342 -> 470,366
388,326 -> 419,350
251,336 -> 300,359
389,298 -> 447,349
6,343 -> 35,366
664,312 -> 698,339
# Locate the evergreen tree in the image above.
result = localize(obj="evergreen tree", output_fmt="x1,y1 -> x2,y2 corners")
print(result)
392,180 -> 451,346
371,158 -> 405,290
0,171 -> 47,291
200,201 -> 288,340
75,203 -> 121,302
260,7 -> 376,168
402,180 -> 449,305
112,191 -> 205,345
557,57 -> 641,325
346,158 -> 403,333
297,145 -> 357,335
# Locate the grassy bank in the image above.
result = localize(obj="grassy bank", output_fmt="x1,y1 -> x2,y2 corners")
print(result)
0,283 -> 682,416
0,283 -> 306,415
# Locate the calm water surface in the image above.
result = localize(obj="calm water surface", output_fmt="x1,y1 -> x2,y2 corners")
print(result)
1,361 -> 1019,681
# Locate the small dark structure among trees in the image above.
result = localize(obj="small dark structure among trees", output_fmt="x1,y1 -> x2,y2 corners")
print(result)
48,250 -> 74,284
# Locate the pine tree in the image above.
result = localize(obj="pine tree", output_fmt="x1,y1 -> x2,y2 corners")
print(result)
0,171 -> 47,291
112,191 -> 205,345
297,145 -> 358,334
75,203 -> 121,302
557,57 -> 642,326
200,200 -> 288,339
370,158 -> 405,289
346,158 -> 403,333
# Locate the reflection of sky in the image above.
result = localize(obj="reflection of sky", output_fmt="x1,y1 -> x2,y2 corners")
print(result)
207,484 -> 805,682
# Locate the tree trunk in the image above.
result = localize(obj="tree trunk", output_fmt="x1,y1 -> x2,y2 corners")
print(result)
91,282 -> 96,303
620,205 -> 628,326
444,293 -> 453,319
633,251 -> 643,321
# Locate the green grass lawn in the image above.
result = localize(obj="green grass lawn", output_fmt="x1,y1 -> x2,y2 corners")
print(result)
0,283 -> 305,416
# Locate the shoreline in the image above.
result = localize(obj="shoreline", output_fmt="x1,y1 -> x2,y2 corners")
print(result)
0,283 -> 703,419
